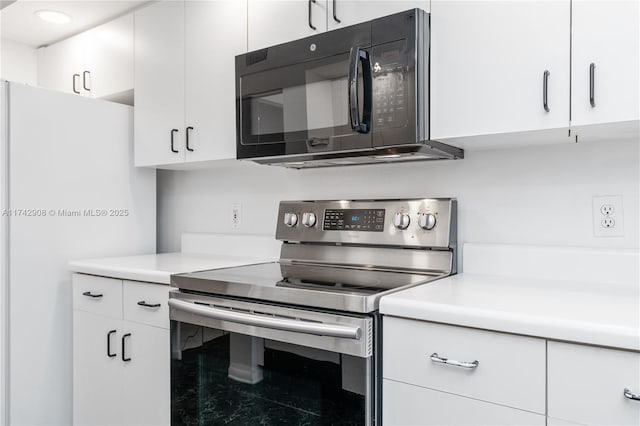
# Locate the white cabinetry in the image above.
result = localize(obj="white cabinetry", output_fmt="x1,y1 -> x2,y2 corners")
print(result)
249,0 -> 429,51
135,0 -> 246,167
327,0 -> 429,30
548,341 -> 640,426
37,14 -> 133,100
72,274 -> 170,426
571,0 -> 639,139
383,317 -> 546,423
430,0 -> 570,141
383,380 -> 545,426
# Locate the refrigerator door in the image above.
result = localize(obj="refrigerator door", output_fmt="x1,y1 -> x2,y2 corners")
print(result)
4,82 -> 155,425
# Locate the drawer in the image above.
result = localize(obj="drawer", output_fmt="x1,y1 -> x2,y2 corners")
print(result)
548,341 -> 640,425
123,280 -> 171,329
383,317 -> 546,414
72,274 -> 122,319
383,379 -> 546,426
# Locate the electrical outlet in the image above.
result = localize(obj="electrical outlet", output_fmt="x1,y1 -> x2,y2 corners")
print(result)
593,195 -> 623,237
231,203 -> 242,229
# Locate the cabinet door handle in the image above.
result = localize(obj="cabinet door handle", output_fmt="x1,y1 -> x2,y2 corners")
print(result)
83,70 -> 91,92
122,333 -> 131,362
589,62 -> 596,108
624,388 -> 640,401
543,70 -> 550,112
170,129 -> 179,153
308,0 -> 316,30
332,0 -> 340,23
107,330 -> 117,358
82,291 -> 103,298
137,300 -> 161,309
430,352 -> 479,369
72,74 -> 80,94
186,126 -> 194,152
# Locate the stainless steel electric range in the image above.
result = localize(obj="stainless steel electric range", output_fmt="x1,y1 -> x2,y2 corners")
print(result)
169,198 -> 457,425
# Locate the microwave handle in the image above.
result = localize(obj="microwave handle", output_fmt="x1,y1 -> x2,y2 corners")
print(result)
348,47 -> 372,134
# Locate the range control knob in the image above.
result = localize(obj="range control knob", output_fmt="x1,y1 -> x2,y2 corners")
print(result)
393,212 -> 410,230
283,212 -> 298,227
301,212 -> 317,228
418,213 -> 437,230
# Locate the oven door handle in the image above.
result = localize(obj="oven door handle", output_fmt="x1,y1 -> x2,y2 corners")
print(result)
168,299 -> 362,340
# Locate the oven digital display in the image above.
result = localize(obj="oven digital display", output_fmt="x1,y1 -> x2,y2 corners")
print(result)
323,209 -> 385,232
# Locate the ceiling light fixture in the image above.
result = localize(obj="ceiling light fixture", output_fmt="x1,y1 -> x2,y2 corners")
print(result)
35,10 -> 71,24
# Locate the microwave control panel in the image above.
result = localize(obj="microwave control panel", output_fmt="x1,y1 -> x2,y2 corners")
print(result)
373,40 -> 409,130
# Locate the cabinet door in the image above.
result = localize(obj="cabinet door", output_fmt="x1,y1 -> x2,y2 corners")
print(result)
37,34 -> 86,96
548,341 -> 640,425
383,379 -> 546,426
120,322 -> 170,426
134,0 -> 186,167
430,0 -> 570,140
73,310 -> 123,426
184,0 -> 247,162
248,0 -> 327,51
571,0 -> 639,126
327,0 -> 429,30
84,14 -> 134,99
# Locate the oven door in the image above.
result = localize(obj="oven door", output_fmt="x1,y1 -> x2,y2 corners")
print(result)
169,291 -> 377,425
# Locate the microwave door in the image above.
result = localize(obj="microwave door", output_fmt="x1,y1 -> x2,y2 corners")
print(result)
237,52 -> 372,159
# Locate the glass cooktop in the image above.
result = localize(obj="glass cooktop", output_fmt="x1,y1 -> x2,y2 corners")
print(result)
172,262 -> 442,313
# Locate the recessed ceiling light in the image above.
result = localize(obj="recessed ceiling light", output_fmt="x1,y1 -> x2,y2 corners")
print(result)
35,10 -> 71,24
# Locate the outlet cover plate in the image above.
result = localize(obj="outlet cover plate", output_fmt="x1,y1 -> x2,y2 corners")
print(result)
592,195 -> 623,237
232,203 -> 242,229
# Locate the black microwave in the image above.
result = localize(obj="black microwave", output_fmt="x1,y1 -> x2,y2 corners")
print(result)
235,9 -> 463,168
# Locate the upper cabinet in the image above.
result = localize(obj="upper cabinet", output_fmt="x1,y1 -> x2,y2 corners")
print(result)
430,0 -> 571,141
134,0 -> 247,167
248,0 -> 429,51
571,0 -> 639,128
327,0 -> 429,30
37,14 -> 133,101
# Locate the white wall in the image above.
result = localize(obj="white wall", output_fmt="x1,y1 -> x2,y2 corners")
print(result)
0,39 -> 37,85
157,139 -> 640,269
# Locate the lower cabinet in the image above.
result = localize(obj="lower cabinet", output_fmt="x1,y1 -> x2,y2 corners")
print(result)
548,341 -> 640,426
383,379 -> 546,426
72,274 -> 170,426
383,316 -> 640,426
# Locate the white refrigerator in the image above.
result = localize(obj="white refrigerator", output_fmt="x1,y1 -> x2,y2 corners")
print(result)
0,81 -> 156,425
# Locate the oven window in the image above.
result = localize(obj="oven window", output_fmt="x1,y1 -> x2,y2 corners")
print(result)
172,324 -> 367,425
240,53 -> 362,146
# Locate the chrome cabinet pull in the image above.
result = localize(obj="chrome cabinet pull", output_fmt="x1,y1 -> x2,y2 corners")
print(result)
430,352 -> 479,369
122,333 -> 131,362
106,330 -> 117,358
83,70 -> 91,92
170,129 -> 179,153
82,291 -> 103,298
589,62 -> 596,107
624,388 -> 640,401
169,298 -> 362,339
308,0 -> 316,30
186,126 -> 194,152
332,0 -> 340,23
543,70 -> 550,112
137,300 -> 161,309
72,74 -> 80,94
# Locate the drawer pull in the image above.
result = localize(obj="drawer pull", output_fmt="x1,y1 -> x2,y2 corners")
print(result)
82,291 -> 103,298
137,301 -> 161,309
624,388 -> 640,401
430,352 -> 479,369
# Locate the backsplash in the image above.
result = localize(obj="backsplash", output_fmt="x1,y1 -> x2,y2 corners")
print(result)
157,139 -> 639,264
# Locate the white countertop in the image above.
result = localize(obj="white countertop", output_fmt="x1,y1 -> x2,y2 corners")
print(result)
380,244 -> 640,351
69,253 -> 274,285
